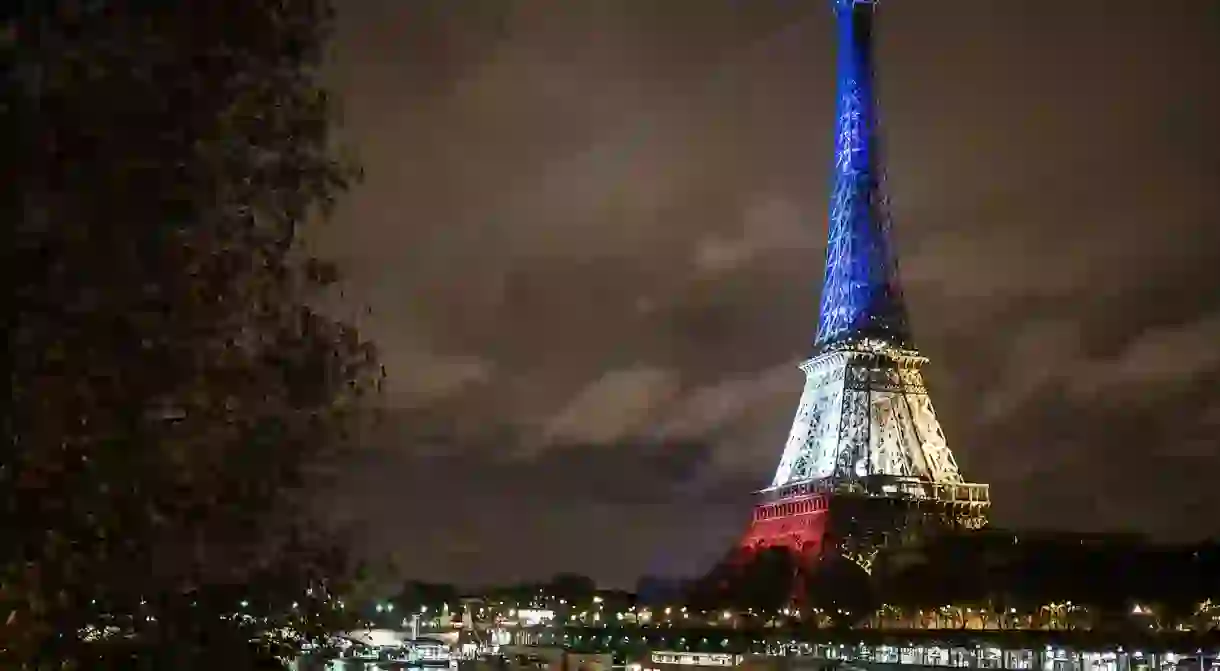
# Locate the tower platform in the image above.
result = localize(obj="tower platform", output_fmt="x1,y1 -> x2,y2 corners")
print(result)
740,474 -> 989,575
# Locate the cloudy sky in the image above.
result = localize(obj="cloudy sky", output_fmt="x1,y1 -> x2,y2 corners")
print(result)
311,0 -> 1220,588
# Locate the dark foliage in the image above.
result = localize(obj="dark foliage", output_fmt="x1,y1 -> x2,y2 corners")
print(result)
688,531 -> 1220,631
878,532 -> 1220,629
728,547 -> 798,613
392,581 -> 461,614
684,546 -> 801,615
471,574 -> 602,611
804,557 -> 877,626
5,0 -> 378,667
549,573 -> 598,606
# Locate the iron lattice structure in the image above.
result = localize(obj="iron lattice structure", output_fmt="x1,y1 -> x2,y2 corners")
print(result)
816,0 -> 910,351
735,0 -> 989,578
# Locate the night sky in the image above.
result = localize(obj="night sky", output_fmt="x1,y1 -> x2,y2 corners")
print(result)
311,0 -> 1220,588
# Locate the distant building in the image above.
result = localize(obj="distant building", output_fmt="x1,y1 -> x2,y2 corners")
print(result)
411,637 -> 452,666
644,651 -> 743,671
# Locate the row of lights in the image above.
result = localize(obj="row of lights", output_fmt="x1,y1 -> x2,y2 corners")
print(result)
374,603 -> 435,614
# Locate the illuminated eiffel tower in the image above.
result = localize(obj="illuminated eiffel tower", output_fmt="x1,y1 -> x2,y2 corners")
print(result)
735,0 -> 990,577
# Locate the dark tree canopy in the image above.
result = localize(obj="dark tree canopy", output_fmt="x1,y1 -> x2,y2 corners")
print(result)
549,573 -> 597,605
393,581 -> 461,613
803,557 -> 877,626
731,547 -> 798,613
5,0 -> 378,667
684,546 -> 799,614
875,531 -> 1220,629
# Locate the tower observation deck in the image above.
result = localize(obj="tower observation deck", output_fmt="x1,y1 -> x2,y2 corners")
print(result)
733,0 -> 990,577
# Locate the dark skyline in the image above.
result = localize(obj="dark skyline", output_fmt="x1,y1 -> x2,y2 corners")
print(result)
314,0 -> 1220,587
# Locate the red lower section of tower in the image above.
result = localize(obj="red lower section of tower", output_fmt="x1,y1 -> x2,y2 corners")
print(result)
737,492 -> 834,566
687,492 -> 843,608
692,489 -> 913,609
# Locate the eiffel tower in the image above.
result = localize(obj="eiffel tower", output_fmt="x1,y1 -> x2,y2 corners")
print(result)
736,0 -> 990,578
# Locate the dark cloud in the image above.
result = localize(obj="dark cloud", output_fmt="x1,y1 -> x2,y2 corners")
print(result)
314,0 -> 1220,585
325,428 -> 751,587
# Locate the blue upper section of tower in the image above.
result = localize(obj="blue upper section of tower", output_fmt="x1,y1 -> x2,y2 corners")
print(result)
814,0 -> 914,352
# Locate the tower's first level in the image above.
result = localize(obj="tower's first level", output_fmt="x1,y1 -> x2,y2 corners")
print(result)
738,478 -> 990,575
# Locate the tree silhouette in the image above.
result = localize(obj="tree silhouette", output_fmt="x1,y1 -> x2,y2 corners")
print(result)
5,0 -> 377,667
804,558 -> 876,627
394,581 -> 461,614
732,547 -> 799,613
549,574 -> 596,604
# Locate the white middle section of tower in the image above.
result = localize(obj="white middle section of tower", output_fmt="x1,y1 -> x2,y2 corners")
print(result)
769,347 -> 964,489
